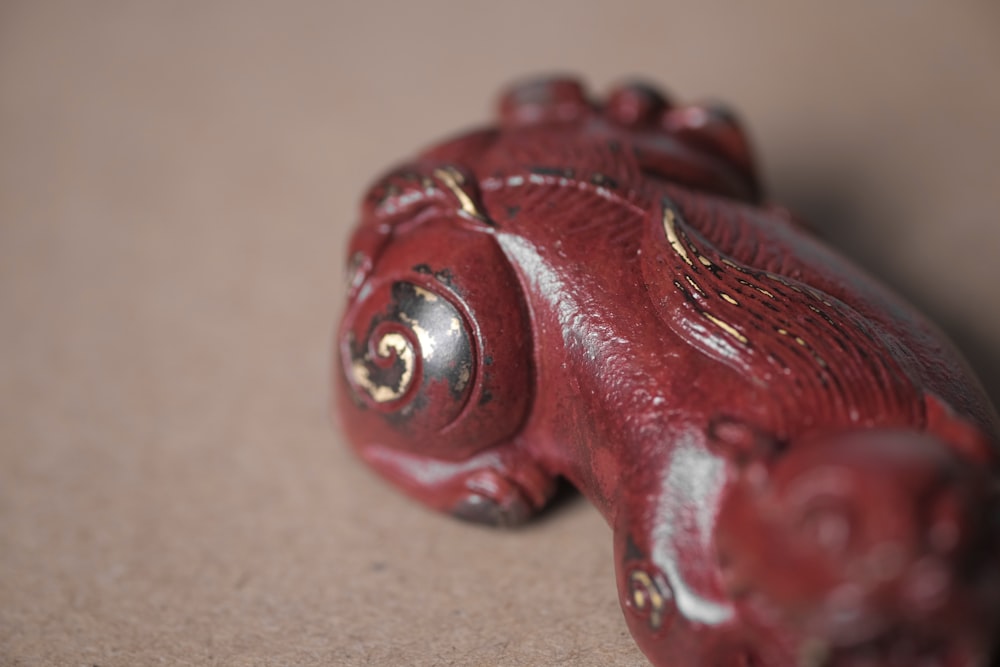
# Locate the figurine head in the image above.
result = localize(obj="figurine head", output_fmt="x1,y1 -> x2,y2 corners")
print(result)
716,428 -> 1000,657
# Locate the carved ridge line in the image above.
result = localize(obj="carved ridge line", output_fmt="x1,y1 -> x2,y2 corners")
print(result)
480,173 -> 648,217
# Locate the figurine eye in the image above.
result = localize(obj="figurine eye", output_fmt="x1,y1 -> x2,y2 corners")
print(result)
343,280 -> 475,420
337,219 -> 533,461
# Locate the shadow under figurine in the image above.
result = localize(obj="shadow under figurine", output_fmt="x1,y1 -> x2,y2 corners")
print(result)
333,76 -> 1000,666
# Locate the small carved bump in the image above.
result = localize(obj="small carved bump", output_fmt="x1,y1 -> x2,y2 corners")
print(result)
798,501 -> 855,556
661,102 -> 758,195
498,76 -> 590,125
451,491 -> 531,527
901,557 -> 954,618
708,417 -> 780,466
663,102 -> 737,131
605,81 -> 670,125
928,494 -> 963,555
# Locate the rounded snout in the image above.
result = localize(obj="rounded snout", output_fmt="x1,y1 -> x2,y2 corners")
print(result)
716,430 -> 1000,663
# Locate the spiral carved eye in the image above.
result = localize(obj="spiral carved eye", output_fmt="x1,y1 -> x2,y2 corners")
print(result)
352,330 -> 415,404
344,280 -> 474,425
337,217 -> 532,461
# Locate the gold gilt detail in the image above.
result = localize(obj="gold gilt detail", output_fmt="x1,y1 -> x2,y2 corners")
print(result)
776,327 -> 829,369
351,332 -> 415,403
735,274 -> 775,299
702,312 -> 749,345
685,275 -> 706,297
399,312 -> 436,360
662,207 -> 694,267
455,362 -> 472,393
413,286 -> 439,302
629,570 -> 667,630
433,166 -> 486,221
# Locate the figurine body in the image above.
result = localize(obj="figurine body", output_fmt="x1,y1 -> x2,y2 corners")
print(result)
334,77 -> 1000,666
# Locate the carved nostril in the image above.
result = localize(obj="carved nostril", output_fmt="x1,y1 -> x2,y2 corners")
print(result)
498,76 -> 590,125
867,541 -> 909,583
706,416 -> 780,471
799,501 -> 855,556
717,553 -> 751,598
903,557 -> 953,612
605,81 -> 671,125
927,492 -> 964,555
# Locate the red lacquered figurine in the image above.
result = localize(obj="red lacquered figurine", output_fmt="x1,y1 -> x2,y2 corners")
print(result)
333,76 -> 1000,666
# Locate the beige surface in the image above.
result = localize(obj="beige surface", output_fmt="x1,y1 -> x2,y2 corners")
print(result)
2,2 -> 999,665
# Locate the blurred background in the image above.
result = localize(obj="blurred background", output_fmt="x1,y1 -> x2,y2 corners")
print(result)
1,2 -> 998,665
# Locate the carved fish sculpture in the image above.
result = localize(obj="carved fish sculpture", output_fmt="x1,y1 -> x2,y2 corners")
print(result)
334,76 -> 1000,666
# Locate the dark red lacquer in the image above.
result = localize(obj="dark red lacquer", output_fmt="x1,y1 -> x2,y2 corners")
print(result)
333,76 -> 1000,666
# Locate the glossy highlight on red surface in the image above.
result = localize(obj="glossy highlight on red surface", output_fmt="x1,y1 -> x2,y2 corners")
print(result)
333,76 -> 1000,666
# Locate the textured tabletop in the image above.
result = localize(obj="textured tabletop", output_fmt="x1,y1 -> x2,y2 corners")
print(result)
2,2 -> 999,665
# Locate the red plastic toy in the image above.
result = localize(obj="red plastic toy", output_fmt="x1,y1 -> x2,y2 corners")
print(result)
333,76 -> 1000,666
